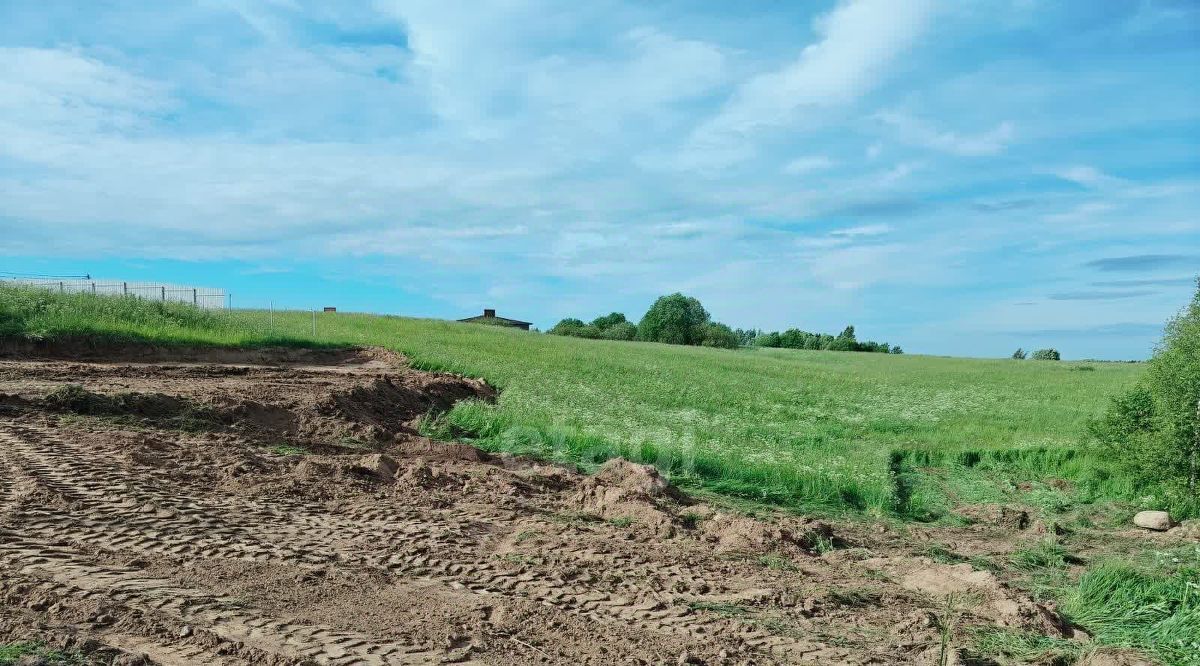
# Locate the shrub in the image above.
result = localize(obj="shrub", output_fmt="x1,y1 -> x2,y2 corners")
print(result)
636,293 -> 710,345
1090,278 -> 1200,512
701,322 -> 739,349
1012,348 -> 1026,360
548,318 -> 601,339
1031,348 -> 1061,361
601,321 -> 637,341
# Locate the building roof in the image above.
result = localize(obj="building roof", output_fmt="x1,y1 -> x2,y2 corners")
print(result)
457,314 -> 533,327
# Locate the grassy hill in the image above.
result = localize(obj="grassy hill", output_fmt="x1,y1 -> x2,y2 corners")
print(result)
1,285 -> 1144,517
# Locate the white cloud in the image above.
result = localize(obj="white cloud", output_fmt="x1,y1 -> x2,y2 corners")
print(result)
1051,165 -> 1121,189
875,111 -> 1015,156
831,223 -> 892,237
675,0 -> 936,169
0,47 -> 171,133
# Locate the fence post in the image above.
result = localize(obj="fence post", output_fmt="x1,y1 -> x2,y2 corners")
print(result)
161,286 -> 166,301
59,281 -> 64,293
123,282 -> 127,296
91,282 -> 96,295
193,288 -> 197,306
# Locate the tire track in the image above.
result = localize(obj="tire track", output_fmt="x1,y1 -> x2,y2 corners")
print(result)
0,536 -> 448,665
0,418 -> 829,661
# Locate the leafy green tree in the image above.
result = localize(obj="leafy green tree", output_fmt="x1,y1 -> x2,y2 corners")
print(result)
890,345 -> 903,354
755,331 -> 780,347
1031,348 -> 1061,361
590,312 -> 627,331
733,328 -> 759,347
549,317 -> 601,338
636,293 -> 710,345
1012,348 -> 1026,360
700,322 -> 739,349
549,318 -> 585,335
1091,278 -> 1200,510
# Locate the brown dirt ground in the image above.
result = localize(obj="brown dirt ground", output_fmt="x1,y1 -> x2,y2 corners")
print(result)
0,345 -> 1181,665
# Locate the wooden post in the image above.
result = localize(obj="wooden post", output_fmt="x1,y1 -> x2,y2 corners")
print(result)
91,282 -> 96,294
123,282 -> 127,296
161,286 -> 166,301
59,281 -> 64,293
193,288 -> 197,305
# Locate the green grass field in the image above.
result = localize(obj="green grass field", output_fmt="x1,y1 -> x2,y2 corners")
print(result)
0,285 -> 1147,517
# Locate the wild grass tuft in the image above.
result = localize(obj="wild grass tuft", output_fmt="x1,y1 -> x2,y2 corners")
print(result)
1060,546 -> 1200,666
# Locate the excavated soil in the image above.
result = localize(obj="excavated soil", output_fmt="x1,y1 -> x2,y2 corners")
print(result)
0,345 -> 1107,665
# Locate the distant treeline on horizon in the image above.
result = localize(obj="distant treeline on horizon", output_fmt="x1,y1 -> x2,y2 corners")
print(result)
548,292 -> 900,354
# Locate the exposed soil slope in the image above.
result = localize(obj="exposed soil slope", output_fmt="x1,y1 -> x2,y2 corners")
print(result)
0,346 -> 1106,665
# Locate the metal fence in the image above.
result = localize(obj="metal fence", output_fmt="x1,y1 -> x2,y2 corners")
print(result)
2,278 -> 227,309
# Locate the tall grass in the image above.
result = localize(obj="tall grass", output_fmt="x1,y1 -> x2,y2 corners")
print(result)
0,285 -> 1145,515
1062,547 -> 1200,666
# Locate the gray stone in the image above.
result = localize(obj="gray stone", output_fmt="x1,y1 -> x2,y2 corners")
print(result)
1133,510 -> 1171,531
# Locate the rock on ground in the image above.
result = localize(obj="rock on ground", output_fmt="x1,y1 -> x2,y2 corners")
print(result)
1132,510 -> 1172,531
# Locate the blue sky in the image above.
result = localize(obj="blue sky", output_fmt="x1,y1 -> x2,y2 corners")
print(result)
1,0 -> 1197,359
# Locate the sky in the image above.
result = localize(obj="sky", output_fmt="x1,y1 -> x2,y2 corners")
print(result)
1,0 -> 1198,359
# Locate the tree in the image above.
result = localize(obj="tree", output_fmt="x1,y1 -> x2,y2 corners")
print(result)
733,328 -> 759,347
700,322 -> 739,349
590,312 -> 627,331
636,293 -> 710,345
549,318 -> 586,335
890,345 -> 904,354
549,317 -> 601,339
1091,278 -> 1200,510
1031,348 -> 1061,361
1012,348 -> 1026,360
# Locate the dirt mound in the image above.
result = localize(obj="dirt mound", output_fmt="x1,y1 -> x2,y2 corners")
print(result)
316,375 -> 495,441
954,503 -> 1031,530
572,459 -> 685,535
0,336 -> 404,367
861,557 -> 1070,636
700,512 -> 834,556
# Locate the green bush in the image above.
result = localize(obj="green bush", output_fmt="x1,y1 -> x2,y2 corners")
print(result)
636,293 -> 710,345
1032,348 -> 1061,361
1012,348 -> 1027,360
590,312 -> 627,330
548,317 -> 602,339
602,321 -> 637,341
1090,278 -> 1200,513
700,322 -> 739,349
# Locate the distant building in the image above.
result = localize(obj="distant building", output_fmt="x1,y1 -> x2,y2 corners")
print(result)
457,308 -> 532,331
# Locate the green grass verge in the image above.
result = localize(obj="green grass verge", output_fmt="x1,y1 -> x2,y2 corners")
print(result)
0,642 -> 79,665
1,285 -> 1149,516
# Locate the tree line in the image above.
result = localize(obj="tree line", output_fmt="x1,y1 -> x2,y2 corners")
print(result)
549,293 -> 900,353
748,325 -> 900,354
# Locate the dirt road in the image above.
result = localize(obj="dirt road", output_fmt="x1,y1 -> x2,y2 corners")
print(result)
0,347 -> 1080,664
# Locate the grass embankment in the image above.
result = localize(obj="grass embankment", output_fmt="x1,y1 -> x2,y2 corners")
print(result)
0,285 -> 1145,517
